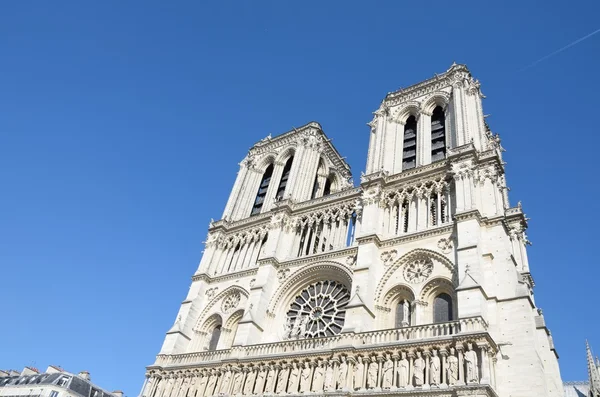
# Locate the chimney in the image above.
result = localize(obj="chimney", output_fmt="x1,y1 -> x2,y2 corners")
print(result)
46,366 -> 64,374
78,371 -> 91,381
113,391 -> 124,397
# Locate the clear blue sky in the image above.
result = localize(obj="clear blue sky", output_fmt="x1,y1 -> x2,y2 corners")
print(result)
1,1 -> 598,395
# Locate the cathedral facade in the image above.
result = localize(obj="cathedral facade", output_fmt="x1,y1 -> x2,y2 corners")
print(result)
141,64 -> 564,397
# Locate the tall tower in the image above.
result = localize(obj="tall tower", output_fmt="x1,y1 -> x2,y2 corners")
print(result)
141,64 -> 563,397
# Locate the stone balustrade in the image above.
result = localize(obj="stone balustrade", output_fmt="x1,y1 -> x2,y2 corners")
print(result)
154,317 -> 488,368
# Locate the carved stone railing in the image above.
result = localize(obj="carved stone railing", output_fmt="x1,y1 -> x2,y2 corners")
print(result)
154,316 -> 488,367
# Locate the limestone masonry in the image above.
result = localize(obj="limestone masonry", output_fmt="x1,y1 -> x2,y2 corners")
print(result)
141,64 -> 567,397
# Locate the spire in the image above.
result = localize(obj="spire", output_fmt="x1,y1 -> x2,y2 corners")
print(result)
587,341 -> 600,394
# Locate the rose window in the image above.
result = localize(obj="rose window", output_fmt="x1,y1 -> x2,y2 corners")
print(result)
403,257 -> 434,284
286,280 -> 350,338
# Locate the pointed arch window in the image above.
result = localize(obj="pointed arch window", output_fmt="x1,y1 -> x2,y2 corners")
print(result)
433,293 -> 453,323
402,115 -> 417,170
251,164 -> 274,215
208,325 -> 222,351
323,178 -> 332,196
276,156 -> 294,201
431,106 -> 446,162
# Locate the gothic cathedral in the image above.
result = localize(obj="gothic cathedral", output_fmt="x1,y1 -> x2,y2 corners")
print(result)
141,64 -> 564,397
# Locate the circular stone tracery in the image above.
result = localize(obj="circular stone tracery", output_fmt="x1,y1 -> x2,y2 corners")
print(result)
403,257 -> 434,284
286,280 -> 350,338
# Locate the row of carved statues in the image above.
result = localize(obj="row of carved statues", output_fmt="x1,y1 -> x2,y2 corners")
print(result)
145,343 -> 489,397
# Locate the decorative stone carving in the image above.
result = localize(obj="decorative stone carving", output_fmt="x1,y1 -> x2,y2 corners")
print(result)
345,254 -> 357,267
288,362 -> 300,393
465,343 -> 479,383
249,278 -> 256,288
430,349 -> 441,386
205,287 -> 218,299
447,347 -> 459,385
219,365 -> 232,394
276,364 -> 289,394
312,361 -> 325,392
382,354 -> 394,389
367,359 -> 378,389
231,368 -> 244,395
243,367 -> 256,395
221,291 -> 241,314
413,351 -> 425,386
403,257 -> 434,284
337,356 -> 348,390
324,362 -> 335,391
353,356 -> 365,390
380,249 -> 397,266
397,351 -> 409,388
437,237 -> 453,254
300,362 -> 312,393
277,268 -> 290,281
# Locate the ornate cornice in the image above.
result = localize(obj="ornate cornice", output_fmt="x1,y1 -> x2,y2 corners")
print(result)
276,246 -> 359,270
193,268 -> 257,283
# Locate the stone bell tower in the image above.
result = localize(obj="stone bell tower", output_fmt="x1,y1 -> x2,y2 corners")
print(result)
141,64 -> 564,397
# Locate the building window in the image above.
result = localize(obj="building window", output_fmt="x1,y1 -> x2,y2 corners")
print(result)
251,164 -> 274,215
402,115 -> 417,170
431,106 -> 446,162
433,293 -> 453,323
395,300 -> 411,328
49,391 -> 59,397
323,178 -> 332,196
286,280 -> 350,338
208,325 -> 222,351
276,156 -> 294,201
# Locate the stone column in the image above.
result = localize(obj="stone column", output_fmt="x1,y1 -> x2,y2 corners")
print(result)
377,355 -> 383,388
408,352 -> 415,390
392,354 -> 399,388
457,346 -> 465,385
440,349 -> 448,387
479,344 -> 491,384
424,351 -> 430,388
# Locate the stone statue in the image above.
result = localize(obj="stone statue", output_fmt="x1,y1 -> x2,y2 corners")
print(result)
430,350 -> 441,386
254,365 -> 267,395
264,365 -> 277,394
205,369 -> 218,397
397,352 -> 409,388
283,317 -> 293,340
413,351 -> 425,387
337,356 -> 348,390
291,316 -> 302,339
402,300 -> 410,326
231,368 -> 244,395
353,356 -> 365,390
447,348 -> 459,385
324,362 -> 335,391
300,362 -> 312,393
187,376 -> 197,397
311,361 -> 325,392
220,365 -> 233,394
288,362 -> 300,393
382,354 -> 394,389
196,370 -> 208,397
299,316 -> 310,337
465,343 -> 479,383
367,359 -> 378,389
243,367 -> 256,396
276,364 -> 289,394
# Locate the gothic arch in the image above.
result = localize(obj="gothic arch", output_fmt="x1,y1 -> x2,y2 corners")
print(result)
267,261 -> 353,315
419,277 -> 455,302
381,284 -> 416,306
256,152 -> 277,171
198,313 -> 223,334
195,285 -> 249,331
224,309 -> 244,330
421,91 -> 451,114
393,101 -> 421,124
275,146 -> 296,164
374,249 -> 455,304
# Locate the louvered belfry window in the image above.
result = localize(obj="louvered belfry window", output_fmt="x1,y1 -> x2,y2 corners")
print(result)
251,164 -> 274,215
402,115 -> 417,170
276,156 -> 294,201
431,106 -> 446,162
